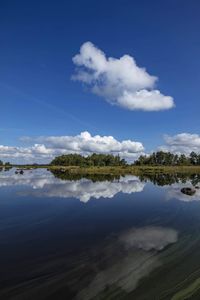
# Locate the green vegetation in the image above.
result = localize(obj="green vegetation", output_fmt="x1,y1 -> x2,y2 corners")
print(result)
135,151 -> 200,166
50,153 -> 127,167
47,152 -> 200,179
3,152 -> 200,178
171,277 -> 200,300
50,151 -> 200,169
0,161 -> 11,166
48,165 -> 200,179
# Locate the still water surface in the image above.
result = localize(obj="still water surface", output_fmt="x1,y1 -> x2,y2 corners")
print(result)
1,168 -> 200,299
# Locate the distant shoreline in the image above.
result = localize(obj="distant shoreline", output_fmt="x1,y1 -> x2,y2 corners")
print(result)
5,165 -> 200,175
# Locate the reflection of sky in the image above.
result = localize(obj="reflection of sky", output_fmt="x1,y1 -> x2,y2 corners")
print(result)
166,181 -> 200,202
0,169 -> 145,202
2,169 -> 200,203
77,226 -> 178,299
0,168 -> 55,188
0,169 -> 196,299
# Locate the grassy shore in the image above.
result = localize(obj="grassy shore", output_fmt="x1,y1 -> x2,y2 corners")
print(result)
52,165 -> 200,176
10,165 -> 200,175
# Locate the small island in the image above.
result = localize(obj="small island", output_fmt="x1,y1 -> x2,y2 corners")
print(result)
4,151 -> 200,176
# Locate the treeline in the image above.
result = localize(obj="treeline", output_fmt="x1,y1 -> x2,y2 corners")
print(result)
0,161 -> 11,166
50,153 -> 127,167
134,151 -> 200,166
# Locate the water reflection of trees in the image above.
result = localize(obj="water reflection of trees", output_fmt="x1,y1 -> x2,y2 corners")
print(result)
0,166 -> 12,172
139,173 -> 200,186
51,169 -> 200,186
4,166 -> 12,172
50,169 -> 121,182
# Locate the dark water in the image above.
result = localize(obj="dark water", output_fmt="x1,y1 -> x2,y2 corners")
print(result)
1,169 -> 200,299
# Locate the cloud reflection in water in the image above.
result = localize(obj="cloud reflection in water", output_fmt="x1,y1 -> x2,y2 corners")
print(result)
77,226 -> 178,299
166,182 -> 200,202
0,169 -> 145,202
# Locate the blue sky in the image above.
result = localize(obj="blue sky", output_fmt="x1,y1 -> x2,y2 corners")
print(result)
1,0 -> 200,163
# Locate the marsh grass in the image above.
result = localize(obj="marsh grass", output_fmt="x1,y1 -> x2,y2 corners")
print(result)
11,165 -> 200,176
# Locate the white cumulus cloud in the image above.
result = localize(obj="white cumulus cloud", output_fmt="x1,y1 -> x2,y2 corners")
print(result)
159,133 -> 200,155
72,42 -> 174,111
0,131 -> 144,164
36,131 -> 144,155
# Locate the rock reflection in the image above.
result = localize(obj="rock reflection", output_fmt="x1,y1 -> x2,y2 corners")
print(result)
167,182 -> 200,202
139,172 -> 200,202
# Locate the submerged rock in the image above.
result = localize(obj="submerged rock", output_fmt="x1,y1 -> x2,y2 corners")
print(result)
181,187 -> 196,196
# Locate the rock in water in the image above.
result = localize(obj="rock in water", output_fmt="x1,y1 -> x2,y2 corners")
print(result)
181,187 -> 196,196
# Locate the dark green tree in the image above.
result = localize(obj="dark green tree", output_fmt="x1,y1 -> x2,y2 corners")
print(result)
50,153 -> 127,167
190,152 -> 198,165
134,151 -> 197,166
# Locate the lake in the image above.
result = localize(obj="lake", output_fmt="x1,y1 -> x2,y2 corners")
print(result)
1,168 -> 200,299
